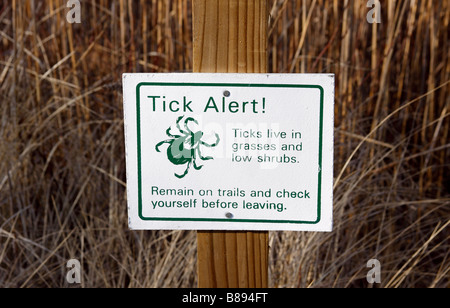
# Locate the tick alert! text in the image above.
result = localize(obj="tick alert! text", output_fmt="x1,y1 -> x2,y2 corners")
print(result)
147,95 -> 267,114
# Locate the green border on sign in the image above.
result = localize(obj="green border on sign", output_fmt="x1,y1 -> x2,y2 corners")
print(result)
136,82 -> 324,225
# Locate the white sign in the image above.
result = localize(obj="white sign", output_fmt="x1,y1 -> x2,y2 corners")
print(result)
123,73 -> 334,231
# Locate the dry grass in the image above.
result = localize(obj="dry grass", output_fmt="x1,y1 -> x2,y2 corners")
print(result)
0,0 -> 449,288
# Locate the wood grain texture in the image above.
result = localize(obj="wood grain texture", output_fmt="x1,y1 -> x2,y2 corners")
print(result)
193,0 -> 269,288
193,0 -> 268,73
197,231 -> 269,288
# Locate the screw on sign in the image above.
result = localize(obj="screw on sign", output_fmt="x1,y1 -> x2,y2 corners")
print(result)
155,116 -> 220,179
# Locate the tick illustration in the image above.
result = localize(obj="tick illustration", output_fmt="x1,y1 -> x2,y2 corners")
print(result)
156,116 -> 220,179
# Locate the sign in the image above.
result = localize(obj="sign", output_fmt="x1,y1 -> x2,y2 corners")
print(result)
123,73 -> 334,231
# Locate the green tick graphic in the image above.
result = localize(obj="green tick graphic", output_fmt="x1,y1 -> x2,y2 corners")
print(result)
156,116 -> 220,179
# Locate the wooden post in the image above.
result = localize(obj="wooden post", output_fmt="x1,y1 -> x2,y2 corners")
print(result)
193,0 -> 269,288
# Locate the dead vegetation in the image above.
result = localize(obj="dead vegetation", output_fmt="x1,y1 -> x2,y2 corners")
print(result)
0,0 -> 449,288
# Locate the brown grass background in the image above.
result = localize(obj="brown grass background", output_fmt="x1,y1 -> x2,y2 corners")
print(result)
0,0 -> 449,288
